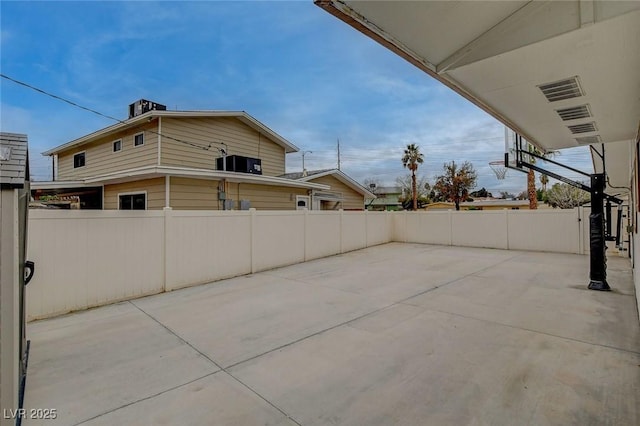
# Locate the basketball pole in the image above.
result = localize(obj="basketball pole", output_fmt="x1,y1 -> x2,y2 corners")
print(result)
588,174 -> 609,290
504,130 -> 621,291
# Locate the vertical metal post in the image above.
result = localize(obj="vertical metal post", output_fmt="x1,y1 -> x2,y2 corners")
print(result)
588,173 -> 609,291
605,199 -> 612,240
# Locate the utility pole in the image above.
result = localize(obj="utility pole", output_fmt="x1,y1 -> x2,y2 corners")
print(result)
337,138 -> 341,170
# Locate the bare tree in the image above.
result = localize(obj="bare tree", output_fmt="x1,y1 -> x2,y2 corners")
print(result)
396,175 -> 431,209
433,161 -> 477,210
363,177 -> 381,194
546,183 -> 590,209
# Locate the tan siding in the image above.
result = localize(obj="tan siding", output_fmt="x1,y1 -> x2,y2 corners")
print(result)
160,117 -> 286,176
104,178 -> 165,210
169,177 -> 220,210
231,183 -> 306,210
57,122 -> 159,180
310,175 -> 365,210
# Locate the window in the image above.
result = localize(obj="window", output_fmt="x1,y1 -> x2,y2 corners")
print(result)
134,132 -> 144,147
119,193 -> 146,210
113,140 -> 122,152
73,152 -> 85,168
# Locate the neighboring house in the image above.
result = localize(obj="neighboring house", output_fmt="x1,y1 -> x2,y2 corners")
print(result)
32,100 -> 372,211
462,199 -> 530,210
366,186 -> 403,211
425,199 -> 530,211
280,169 -> 375,211
424,202 -> 456,211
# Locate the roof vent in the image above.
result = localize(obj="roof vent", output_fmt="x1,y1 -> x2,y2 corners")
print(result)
538,76 -> 584,102
556,104 -> 591,121
575,135 -> 602,145
568,122 -> 597,134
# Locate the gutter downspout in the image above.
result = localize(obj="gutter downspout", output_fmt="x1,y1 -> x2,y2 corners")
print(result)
157,117 -> 162,166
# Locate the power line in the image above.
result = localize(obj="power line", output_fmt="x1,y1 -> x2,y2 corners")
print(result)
1,73 -> 217,152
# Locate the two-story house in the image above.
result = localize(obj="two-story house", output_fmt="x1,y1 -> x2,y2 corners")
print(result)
33,100 -> 374,210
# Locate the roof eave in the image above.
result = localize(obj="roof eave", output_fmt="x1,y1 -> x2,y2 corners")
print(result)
79,166 -> 330,190
314,0 -> 542,150
301,168 -> 376,198
43,110 -> 299,156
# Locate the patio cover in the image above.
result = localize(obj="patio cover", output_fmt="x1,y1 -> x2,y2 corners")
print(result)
315,1 -> 640,188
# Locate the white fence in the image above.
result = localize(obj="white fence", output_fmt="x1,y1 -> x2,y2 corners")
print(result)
26,209 -> 393,320
27,208 -> 586,320
392,208 -> 587,254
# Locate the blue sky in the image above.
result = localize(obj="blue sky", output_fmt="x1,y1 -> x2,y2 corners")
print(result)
1,1 -> 593,195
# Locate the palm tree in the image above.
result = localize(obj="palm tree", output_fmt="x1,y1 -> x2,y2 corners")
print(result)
527,168 -> 538,209
401,144 -> 424,210
525,145 -> 554,209
540,174 -> 549,192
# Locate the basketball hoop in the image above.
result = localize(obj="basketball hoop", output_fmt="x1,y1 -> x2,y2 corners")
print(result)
489,160 -> 508,180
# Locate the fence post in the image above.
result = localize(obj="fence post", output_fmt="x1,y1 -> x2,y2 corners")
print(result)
250,208 -> 256,273
339,209 -> 344,254
365,210 -> 369,248
505,208 -> 510,250
304,209 -> 309,261
403,210 -> 408,243
162,207 -> 172,292
448,209 -> 453,246
386,210 -> 391,243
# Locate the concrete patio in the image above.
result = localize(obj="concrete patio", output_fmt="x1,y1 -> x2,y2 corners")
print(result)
23,243 -> 639,425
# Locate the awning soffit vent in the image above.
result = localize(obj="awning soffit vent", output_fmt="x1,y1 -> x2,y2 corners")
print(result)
538,76 -> 584,102
575,135 -> 602,145
556,104 -> 591,121
568,122 -> 598,134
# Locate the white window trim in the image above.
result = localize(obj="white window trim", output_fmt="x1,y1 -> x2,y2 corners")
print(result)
73,151 -> 86,169
117,191 -> 147,210
113,139 -> 123,153
133,131 -> 145,147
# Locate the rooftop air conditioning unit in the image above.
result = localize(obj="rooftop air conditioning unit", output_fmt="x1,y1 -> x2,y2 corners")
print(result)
128,99 -> 167,118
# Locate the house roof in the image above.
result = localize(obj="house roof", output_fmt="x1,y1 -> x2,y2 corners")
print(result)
374,186 -> 402,195
315,1 -> 640,190
280,168 -> 376,198
461,199 -> 529,208
31,166 -> 330,191
42,110 -> 299,156
0,132 -> 28,188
